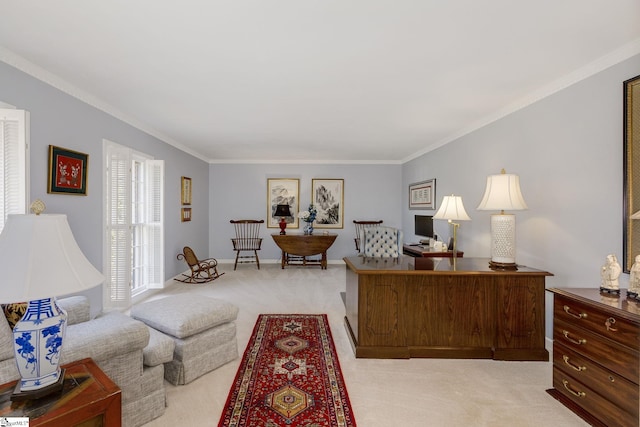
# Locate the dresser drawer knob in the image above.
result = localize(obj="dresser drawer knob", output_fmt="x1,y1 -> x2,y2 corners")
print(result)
563,305 -> 587,319
605,317 -> 618,332
562,355 -> 586,372
562,330 -> 587,345
562,379 -> 586,398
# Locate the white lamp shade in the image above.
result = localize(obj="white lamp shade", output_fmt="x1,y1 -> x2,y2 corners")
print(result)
433,195 -> 471,221
477,172 -> 528,211
0,214 -> 104,303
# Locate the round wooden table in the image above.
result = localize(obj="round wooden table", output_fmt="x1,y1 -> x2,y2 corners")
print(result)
271,233 -> 338,269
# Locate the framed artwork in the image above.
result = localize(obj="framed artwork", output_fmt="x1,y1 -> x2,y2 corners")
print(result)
409,179 -> 436,210
624,73 -> 640,272
181,176 -> 192,205
312,178 -> 344,229
181,207 -> 192,222
47,145 -> 88,195
267,178 -> 299,229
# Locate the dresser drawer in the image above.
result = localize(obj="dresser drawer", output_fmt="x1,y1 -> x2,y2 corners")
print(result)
554,319 -> 639,380
553,341 -> 639,416
553,367 -> 637,427
554,294 -> 640,349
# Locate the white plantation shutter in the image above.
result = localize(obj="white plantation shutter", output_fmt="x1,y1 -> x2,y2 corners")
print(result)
104,140 -> 132,309
145,159 -> 164,288
103,140 -> 164,308
0,109 -> 28,232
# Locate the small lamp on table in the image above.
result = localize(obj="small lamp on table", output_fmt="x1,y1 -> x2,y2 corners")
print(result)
274,204 -> 292,235
0,201 -> 104,400
433,194 -> 471,259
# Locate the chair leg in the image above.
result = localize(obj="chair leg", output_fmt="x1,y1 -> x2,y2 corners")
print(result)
234,251 -> 240,270
255,250 -> 260,270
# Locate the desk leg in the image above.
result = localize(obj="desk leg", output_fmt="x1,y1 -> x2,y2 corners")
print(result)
321,251 -> 327,269
281,251 -> 286,269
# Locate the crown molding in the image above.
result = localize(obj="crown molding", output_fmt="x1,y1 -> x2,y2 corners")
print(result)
0,46 -> 209,162
2,38 -> 639,167
402,37 -> 640,164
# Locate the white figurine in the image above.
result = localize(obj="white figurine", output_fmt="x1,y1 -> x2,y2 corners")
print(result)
600,254 -> 621,291
630,255 -> 640,296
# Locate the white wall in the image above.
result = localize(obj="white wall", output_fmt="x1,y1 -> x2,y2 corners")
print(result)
3,50 -> 640,337
209,163 -> 402,262
403,53 -> 640,336
0,61 -> 210,313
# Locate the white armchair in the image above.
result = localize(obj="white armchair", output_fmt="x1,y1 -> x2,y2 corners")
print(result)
362,226 -> 403,258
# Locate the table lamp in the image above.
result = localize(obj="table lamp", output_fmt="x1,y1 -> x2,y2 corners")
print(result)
477,169 -> 528,270
0,201 -> 104,400
274,204 -> 292,235
433,195 -> 471,258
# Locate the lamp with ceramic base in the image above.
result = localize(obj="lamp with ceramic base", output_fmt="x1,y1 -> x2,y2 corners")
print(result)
477,169 -> 528,270
433,195 -> 471,259
274,204 -> 292,235
0,200 -> 104,400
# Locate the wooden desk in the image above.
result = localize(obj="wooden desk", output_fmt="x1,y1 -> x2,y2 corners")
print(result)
0,358 -> 121,426
271,233 -> 337,269
403,244 -> 463,258
343,256 -> 552,360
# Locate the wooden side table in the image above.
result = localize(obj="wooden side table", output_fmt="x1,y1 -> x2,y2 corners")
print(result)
0,358 -> 121,426
271,233 -> 338,269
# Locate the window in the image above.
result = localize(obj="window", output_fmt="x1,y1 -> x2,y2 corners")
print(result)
103,140 -> 164,309
0,108 -> 29,232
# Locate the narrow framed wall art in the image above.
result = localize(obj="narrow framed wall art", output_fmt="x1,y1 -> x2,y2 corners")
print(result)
267,178 -> 299,229
312,178 -> 344,228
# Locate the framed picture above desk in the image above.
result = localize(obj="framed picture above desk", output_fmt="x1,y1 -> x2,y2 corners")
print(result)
402,244 -> 463,258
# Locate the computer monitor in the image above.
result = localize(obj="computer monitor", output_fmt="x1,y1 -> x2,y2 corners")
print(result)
414,215 -> 433,240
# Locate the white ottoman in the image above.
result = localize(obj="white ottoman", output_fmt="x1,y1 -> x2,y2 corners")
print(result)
131,294 -> 239,385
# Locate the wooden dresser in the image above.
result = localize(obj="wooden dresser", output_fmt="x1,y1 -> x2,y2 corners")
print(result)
547,288 -> 640,427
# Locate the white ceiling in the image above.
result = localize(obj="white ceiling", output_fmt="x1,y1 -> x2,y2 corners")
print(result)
1,1 -> 639,163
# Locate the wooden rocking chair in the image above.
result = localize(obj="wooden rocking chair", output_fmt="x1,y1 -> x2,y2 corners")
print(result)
230,219 -> 264,270
176,246 -> 224,283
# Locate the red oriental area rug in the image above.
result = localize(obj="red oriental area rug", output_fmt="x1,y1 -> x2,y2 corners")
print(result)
218,314 -> 356,427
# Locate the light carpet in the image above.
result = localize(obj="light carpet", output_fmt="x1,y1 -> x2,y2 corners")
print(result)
143,262 -> 588,427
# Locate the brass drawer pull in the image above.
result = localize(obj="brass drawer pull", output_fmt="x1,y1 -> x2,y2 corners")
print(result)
562,355 -> 586,372
605,317 -> 618,332
562,330 -> 587,345
563,305 -> 587,319
562,379 -> 586,398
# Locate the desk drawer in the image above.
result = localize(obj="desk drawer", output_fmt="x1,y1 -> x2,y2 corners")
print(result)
554,294 -> 640,349
554,319 -> 639,380
552,367 -> 636,427
553,341 -> 638,416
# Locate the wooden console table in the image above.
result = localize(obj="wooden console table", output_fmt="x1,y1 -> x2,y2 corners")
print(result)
0,358 -> 121,426
343,256 -> 552,360
403,244 -> 463,258
271,233 -> 337,269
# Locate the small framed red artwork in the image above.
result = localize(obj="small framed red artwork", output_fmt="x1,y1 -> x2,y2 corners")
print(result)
47,145 -> 88,195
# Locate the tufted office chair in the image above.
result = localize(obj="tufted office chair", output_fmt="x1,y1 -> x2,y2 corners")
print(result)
353,220 -> 383,252
362,226 -> 403,258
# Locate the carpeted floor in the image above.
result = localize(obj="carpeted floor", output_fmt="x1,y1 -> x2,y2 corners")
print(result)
219,314 -> 355,426
143,262 -> 588,427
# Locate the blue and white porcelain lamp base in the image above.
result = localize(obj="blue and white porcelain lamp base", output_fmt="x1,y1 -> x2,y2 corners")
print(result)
11,297 -> 67,400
